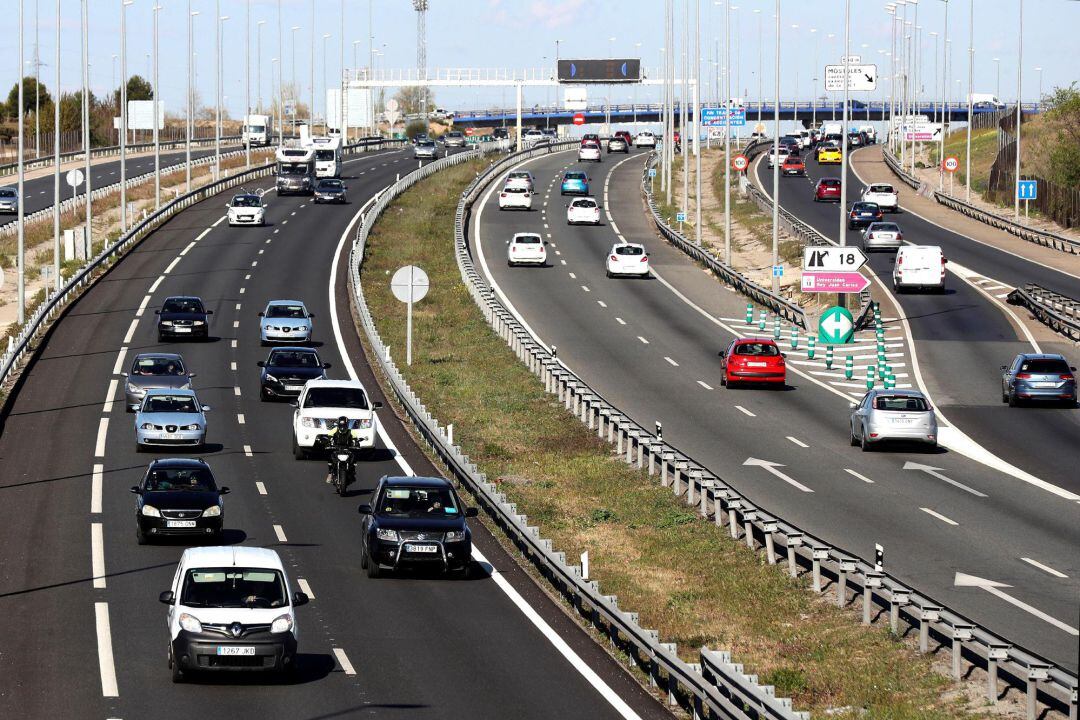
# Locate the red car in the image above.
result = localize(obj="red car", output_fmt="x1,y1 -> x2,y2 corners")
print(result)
814,177 -> 842,202
782,155 -> 806,176
614,130 -> 633,146
719,338 -> 787,388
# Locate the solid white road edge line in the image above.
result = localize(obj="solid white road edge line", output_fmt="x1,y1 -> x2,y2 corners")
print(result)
95,602 -> 120,697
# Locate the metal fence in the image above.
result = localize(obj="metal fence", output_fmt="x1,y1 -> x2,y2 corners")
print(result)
1006,284 -> 1080,342
988,129 -> 1079,230
0,135 -> 246,178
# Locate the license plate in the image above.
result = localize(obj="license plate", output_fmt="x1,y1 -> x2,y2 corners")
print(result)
162,433 -> 182,440
217,646 -> 256,656
166,520 -> 197,528
405,544 -> 438,554
284,385 -> 304,392
747,362 -> 767,367
1032,382 -> 1057,388
891,418 -> 913,424
173,327 -> 191,333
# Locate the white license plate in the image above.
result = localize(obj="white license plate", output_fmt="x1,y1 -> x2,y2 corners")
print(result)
173,327 -> 191,333
890,418 -> 913,424
217,646 -> 256,656
405,544 -> 438,554
1032,382 -> 1057,388
284,385 -> 304,392
162,433 -> 182,440
166,520 -> 197,528
747,362 -> 767,367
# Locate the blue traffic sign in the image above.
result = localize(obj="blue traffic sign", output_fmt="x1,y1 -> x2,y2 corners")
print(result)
676,212 -> 687,222
648,168 -> 657,178
772,265 -> 784,277
701,107 -> 747,127
1017,180 -> 1037,200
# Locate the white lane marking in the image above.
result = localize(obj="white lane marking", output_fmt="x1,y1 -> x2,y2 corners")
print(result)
274,229 -> 280,234
637,336 -> 649,344
95,418 -> 109,457
232,320 -> 240,329
237,414 -> 246,425
697,380 -> 714,390
786,436 -> 809,448
920,507 -> 959,526
251,261 -> 258,267
122,318 -> 139,344
231,340 -> 238,348
615,317 -> 626,325
560,259 -> 567,265
91,523 -> 107,588
245,274 -> 251,280
239,287 -> 246,294
95,603 -> 119,697
212,215 -> 226,227
179,241 -> 196,256
1021,557 -> 1068,579
243,444 -> 253,456
297,578 -> 316,599
136,295 -> 151,317
581,285 -> 590,292
844,468 -> 875,484
332,648 -> 356,675
903,462 -> 988,498
235,303 -> 242,310
91,464 -> 104,514
290,211 -> 297,216
256,481 -> 268,495
112,347 -> 128,376
735,405 -> 756,417
597,300 -> 607,308
234,386 -> 242,397
195,227 -> 213,242
162,256 -> 181,275
259,249 -> 265,255
568,272 -> 576,279
281,220 -> 288,225
230,361 -> 237,371
148,275 -> 164,293
103,379 -> 118,413
273,524 -> 287,542
663,356 -> 679,367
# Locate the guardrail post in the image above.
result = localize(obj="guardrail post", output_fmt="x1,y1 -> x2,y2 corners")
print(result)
889,588 -> 910,635
837,557 -> 857,607
687,470 -> 700,505
673,462 -> 688,497
661,453 -> 675,487
917,604 -> 942,653
786,533 -> 803,577
761,518 -> 778,563
986,644 -> 1011,703
726,498 -> 742,539
742,509 -> 758,549
616,421 -> 625,454
862,571 -> 884,624
636,437 -> 646,469
598,409 -> 610,440
810,546 -> 830,593
698,480 -> 713,517
1026,664 -> 1051,720
950,624 -> 974,679
648,442 -> 659,475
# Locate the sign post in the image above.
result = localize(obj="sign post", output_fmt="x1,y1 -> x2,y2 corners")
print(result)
390,265 -> 430,366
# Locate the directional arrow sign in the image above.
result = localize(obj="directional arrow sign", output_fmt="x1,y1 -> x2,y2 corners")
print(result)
803,246 -> 867,272
801,272 -> 871,295
743,458 -> 814,493
825,64 -> 877,92
903,462 -> 987,497
954,573 -> 1079,635
817,306 -> 855,345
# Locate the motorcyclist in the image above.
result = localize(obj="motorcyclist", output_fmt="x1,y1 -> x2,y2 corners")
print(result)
325,416 -> 354,484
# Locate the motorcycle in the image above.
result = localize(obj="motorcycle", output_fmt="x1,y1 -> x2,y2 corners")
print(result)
329,447 -> 355,496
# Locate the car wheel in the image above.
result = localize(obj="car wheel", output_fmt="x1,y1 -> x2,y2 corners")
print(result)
860,428 -> 872,452
1001,390 -> 1009,404
170,647 -> 185,683
136,526 -> 149,545
1008,393 -> 1018,408
260,387 -> 270,402
605,270 -> 613,278
366,556 -> 381,579
360,543 -> 369,569
292,436 -> 307,460
850,422 -> 859,446
136,441 -> 145,454
453,562 -> 473,580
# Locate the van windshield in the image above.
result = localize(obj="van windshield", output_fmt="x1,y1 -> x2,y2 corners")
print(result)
314,150 -> 336,161
278,162 -> 309,176
180,568 -> 287,608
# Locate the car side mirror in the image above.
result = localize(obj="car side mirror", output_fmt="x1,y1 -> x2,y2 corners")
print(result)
718,351 -> 726,358
159,590 -> 175,605
187,372 -> 196,378
372,401 -> 383,410
258,311 -> 265,317
849,402 -> 858,409
943,258 -> 948,263
129,404 -> 141,412
322,362 -> 332,369
307,313 -> 315,318
293,592 -> 309,607
1000,365 -> 1008,371
257,361 -> 266,368
291,400 -> 299,408
206,309 -> 214,315
357,504 -> 372,514
154,310 -> 160,315
130,486 -> 140,494
781,352 -> 787,358
201,405 -> 211,412
220,487 -> 231,495
1072,367 -> 1078,372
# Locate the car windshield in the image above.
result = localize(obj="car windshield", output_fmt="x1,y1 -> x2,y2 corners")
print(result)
873,395 -> 929,411
853,203 -> 878,212
278,162 -> 309,176
303,387 -> 368,409
314,149 -> 335,161
162,298 -> 204,314
377,485 -> 460,517
514,236 -> 542,245
870,223 -> 900,232
508,172 -> 530,180
869,185 -> 895,194
145,467 -> 216,492
573,199 -> 597,209
1020,359 -> 1070,374
232,195 -> 260,207
318,180 -> 343,189
180,568 -> 287,609
266,304 -> 306,318
143,395 -> 200,413
0,189 -> 16,198
269,350 -> 320,367
418,141 -> 435,148
615,245 -> 644,256
734,342 -> 780,357
132,356 -> 186,376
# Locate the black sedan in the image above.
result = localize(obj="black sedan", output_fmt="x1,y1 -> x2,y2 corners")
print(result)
131,458 -> 229,544
359,476 -> 478,578
156,296 -> 212,341
847,201 -> 884,229
313,178 -> 347,204
257,347 -> 330,401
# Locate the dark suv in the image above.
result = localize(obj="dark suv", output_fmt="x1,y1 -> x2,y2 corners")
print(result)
1001,353 -> 1077,406
131,458 -> 229,544
156,296 -> 212,341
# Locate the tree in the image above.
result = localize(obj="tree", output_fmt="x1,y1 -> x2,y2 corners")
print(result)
393,86 -> 434,116
1043,83 -> 1080,188
111,75 -> 154,109
5,76 -> 52,117
404,120 -> 427,139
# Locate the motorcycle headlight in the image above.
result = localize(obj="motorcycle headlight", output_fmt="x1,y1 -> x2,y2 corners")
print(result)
140,423 -> 155,430
300,417 -> 318,428
270,613 -> 294,634
178,613 -> 202,633
202,504 -> 221,517
264,374 -> 278,383
181,423 -> 201,431
443,530 -> 466,542
375,528 -> 399,542
141,504 -> 161,517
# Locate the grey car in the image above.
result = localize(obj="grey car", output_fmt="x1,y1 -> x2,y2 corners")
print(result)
135,388 -> 209,452
1001,353 -> 1077,406
413,141 -> 439,160
442,131 -> 466,147
850,389 -> 938,451
862,221 -> 903,251
123,353 -> 195,411
259,300 -> 314,345
0,187 -> 17,214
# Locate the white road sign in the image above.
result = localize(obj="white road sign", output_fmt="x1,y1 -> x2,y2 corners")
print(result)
803,246 -> 867,273
825,64 -> 877,92
840,55 -> 862,64
66,169 -> 85,188
391,265 -> 429,303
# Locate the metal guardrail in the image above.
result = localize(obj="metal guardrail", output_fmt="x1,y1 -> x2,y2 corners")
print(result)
0,137 -> 400,396
881,148 -> 1080,255
1007,284 -> 1080,342
0,135 -> 246,178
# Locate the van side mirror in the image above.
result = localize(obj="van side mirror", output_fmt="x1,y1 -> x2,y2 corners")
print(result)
357,504 -> 372,514
293,592 -> 309,607
159,591 -> 175,605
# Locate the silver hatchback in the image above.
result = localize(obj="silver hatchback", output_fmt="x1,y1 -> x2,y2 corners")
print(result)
135,388 -> 210,452
850,389 -> 937,451
862,221 -> 903,251
123,353 -> 195,411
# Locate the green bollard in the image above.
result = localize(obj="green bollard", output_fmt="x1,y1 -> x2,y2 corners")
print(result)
790,325 -> 799,350
773,316 -> 781,340
808,336 -> 817,360
884,374 -> 896,389
746,304 -> 754,325
866,365 -> 877,389
758,309 -> 767,331
825,344 -> 834,368
844,355 -> 853,379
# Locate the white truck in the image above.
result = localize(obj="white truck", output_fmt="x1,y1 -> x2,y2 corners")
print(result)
304,136 -> 342,178
968,93 -> 1006,109
242,114 -> 273,146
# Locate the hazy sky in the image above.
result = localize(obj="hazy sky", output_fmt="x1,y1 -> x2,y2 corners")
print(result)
2,0 -> 1076,118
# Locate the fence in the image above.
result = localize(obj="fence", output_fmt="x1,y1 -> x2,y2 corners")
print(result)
1006,284 -> 1080,342
0,135 -> 246,178
987,126 -> 1080,229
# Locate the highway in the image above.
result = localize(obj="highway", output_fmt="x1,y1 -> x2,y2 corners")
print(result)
0,145 -> 669,719
469,146 -> 1080,670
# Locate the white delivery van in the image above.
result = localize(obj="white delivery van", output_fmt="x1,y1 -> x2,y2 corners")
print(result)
892,245 -> 946,293
243,114 -> 272,146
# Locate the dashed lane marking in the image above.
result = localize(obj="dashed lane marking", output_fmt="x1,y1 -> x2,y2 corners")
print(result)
697,380 -> 714,390
148,276 -> 164,293
273,524 -> 287,542
844,469 -> 875,484
333,648 -> 356,675
597,301 -> 607,308
1020,557 -> 1068,578
234,387 -> 242,397
91,464 -> 104,513
91,523 -> 107,588
297,578 -> 316,599
734,405 -> 756,417
920,507 -> 959,526
237,414 -> 246,425
95,418 -> 109,457
244,444 -> 253,456
103,379 -> 118,413
637,336 -> 649,344
112,347 -> 128,376
122,319 -> 139,344
256,481 -> 268,495
95,603 -> 119,697
663,356 -> 679,367
786,436 -> 809,448
615,317 -> 626,325
136,295 -> 151,317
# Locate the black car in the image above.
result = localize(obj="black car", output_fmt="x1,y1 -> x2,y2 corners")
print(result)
847,201 -> 884,229
359,476 -> 478,578
131,458 -> 229,544
492,127 -> 509,139
410,133 -> 430,145
313,178 -> 347,204
257,347 -> 330,401
156,296 -> 212,341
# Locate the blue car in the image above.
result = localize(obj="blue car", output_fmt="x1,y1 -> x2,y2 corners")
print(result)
1001,353 -> 1077,407
560,171 -> 590,196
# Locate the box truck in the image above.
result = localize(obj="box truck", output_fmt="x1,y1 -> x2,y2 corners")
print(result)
243,114 -> 273,146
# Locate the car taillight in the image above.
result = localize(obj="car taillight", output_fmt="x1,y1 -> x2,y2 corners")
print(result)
896,233 -> 903,241
610,255 -> 618,261
1060,374 -> 1074,380
1016,373 -> 1032,379
501,193 -> 507,198
641,256 -> 649,262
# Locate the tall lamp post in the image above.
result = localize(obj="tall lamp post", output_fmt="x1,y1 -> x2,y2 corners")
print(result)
257,20 -> 266,112
52,0 -> 61,290
188,7 -> 198,192
81,0 -> 92,259
120,0 -> 133,233
153,3 -> 161,208
770,0 -> 780,294
964,0 -> 973,201
1012,0 -> 1024,221
217,10 -> 230,177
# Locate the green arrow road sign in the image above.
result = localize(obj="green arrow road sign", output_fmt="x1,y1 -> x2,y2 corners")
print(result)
818,306 -> 855,345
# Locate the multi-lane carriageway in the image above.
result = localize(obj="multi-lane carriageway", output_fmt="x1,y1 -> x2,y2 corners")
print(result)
471,146 -> 1079,671
0,146 -> 672,719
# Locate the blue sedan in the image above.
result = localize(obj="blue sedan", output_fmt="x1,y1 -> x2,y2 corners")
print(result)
135,388 -> 210,452
560,171 -> 590,196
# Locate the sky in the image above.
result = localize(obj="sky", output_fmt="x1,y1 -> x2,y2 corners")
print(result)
2,0 -> 1077,120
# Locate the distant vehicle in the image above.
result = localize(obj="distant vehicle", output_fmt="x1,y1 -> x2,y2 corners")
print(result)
227,192 -> 266,226
431,107 -> 455,121
607,136 -> 629,153
156,296 -> 212,341
560,171 -> 590,196
969,93 -> 1006,109
750,131 -> 768,141
719,338 -> 786,389
492,127 -> 509,139
506,232 -> 547,267
523,129 -> 547,147
0,187 -> 17,213
413,140 -> 439,160
797,130 -> 812,148
782,155 -> 806,176
820,121 -> 844,137
634,131 -> 657,148
817,145 -> 842,165
861,183 -> 899,213
578,141 -> 602,162
442,130 -> 466,147
567,197 -> 601,226
258,346 -> 329,401
850,389 -> 938,451
605,242 -> 650,278
410,133 -> 430,145
892,245 -> 946,292
259,300 -> 314,345
124,353 -> 194,411
847,201 -> 884,229
291,379 -> 382,459
581,133 -> 600,145
814,177 -> 842,202
313,178 -> 347,204
504,171 -> 535,192
862,221 -> 903,251
305,136 -> 342,178
358,475 -> 478,579
134,388 -> 209,452
160,546 -> 309,681
847,131 -> 864,147
1001,353 -> 1077,407
275,146 -> 316,196
614,130 -> 633,147
132,457 -> 228,544
767,145 -> 790,169
541,128 -> 558,140
498,185 -> 533,211
242,113 -> 273,146
857,125 -> 877,144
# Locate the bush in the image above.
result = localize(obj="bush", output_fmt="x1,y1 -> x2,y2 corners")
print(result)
404,120 -> 427,140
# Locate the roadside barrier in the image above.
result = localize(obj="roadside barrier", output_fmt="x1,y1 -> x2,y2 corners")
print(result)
0,135 -> 246,177
1006,284 -> 1080,342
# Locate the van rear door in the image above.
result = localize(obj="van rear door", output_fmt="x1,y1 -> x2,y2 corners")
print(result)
897,246 -> 943,286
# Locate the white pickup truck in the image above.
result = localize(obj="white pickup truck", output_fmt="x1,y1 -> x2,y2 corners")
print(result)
861,183 -> 899,213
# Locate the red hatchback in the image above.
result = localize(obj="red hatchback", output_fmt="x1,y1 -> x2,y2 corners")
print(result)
782,155 -> 806,176
814,177 -> 842,202
719,338 -> 787,388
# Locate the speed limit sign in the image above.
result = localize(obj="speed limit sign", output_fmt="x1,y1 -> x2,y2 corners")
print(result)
943,156 -> 959,173
732,154 -> 749,172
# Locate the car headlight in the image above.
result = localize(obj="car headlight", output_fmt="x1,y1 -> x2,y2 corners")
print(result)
202,505 -> 221,517
357,418 -> 373,429
300,417 -> 318,428
444,530 -> 466,542
264,374 -> 278,383
178,613 -> 202,633
375,528 -> 399,542
270,613 -> 294,634
141,504 -> 161,517
140,423 -> 155,430
160,320 -> 173,326
193,320 -> 205,326
181,423 -> 201,431
126,383 -> 139,393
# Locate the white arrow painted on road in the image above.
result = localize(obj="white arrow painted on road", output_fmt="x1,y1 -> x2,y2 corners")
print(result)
903,462 -> 987,498
954,573 -> 1078,636
743,458 -> 814,493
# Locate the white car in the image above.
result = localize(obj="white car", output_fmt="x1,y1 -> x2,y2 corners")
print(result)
498,185 -> 533,211
605,243 -> 650,278
798,130 -> 812,149
567,197 -> 601,226
578,142 -> 602,162
226,193 -> 266,226
861,183 -> 899,213
634,131 -> 657,148
862,221 -> 904,251
161,546 -> 309,682
507,233 -> 547,266
523,129 -> 546,147
766,146 -> 791,169
504,171 -> 535,192
292,379 -> 383,459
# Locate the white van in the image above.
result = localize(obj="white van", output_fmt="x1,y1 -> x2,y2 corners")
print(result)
892,245 -> 946,293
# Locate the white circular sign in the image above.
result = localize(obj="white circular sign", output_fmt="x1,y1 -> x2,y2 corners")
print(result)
732,155 -> 749,171
386,99 -> 400,112
66,169 -> 85,188
943,156 -> 959,173
390,265 -> 429,304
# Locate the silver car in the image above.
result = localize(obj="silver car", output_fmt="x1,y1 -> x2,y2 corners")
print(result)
259,300 -> 313,345
0,187 -> 17,214
850,389 -> 938,451
413,141 -> 439,160
123,353 -> 195,411
862,221 -> 903,251
135,388 -> 209,452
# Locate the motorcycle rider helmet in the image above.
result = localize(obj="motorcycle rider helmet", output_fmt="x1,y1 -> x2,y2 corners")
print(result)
335,416 -> 349,433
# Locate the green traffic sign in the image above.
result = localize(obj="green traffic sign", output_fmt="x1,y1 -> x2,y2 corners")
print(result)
818,305 -> 855,345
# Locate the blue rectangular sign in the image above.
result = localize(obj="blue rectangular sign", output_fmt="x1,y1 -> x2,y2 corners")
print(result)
1016,179 -> 1037,200
676,212 -> 687,222
701,107 -> 747,127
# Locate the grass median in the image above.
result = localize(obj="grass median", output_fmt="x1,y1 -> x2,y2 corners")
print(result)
360,158 -> 981,718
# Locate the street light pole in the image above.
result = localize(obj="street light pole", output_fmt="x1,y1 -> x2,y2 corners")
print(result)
153,3 -> 161,208
811,28 -> 818,130
291,26 -> 300,128
188,7 -> 197,192
839,0 -> 852,254
245,0 -> 252,169
771,0 -> 780,295
52,0 -> 60,290
257,20 -> 266,112
724,0 -> 732,263
120,0 -> 132,233
323,33 -> 331,134
965,0 -> 973,201
216,6 -> 227,178
82,0 -> 92,258
938,0 -> 949,192
1013,0 -> 1023,221
310,0 -> 315,132
755,8 -> 762,123
18,0 -> 25,324
993,57 -> 1000,100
